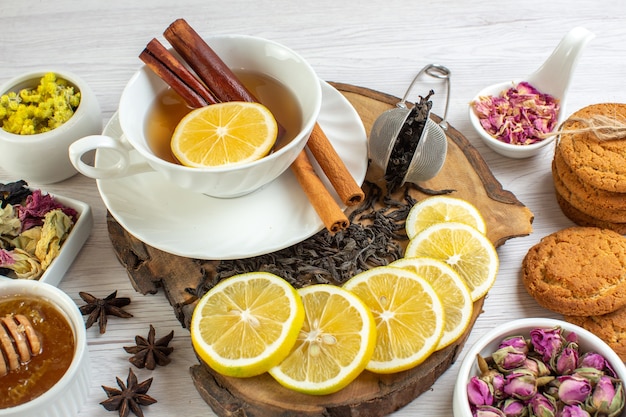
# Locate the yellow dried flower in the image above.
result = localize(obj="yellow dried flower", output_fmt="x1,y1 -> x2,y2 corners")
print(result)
0,72 -> 81,135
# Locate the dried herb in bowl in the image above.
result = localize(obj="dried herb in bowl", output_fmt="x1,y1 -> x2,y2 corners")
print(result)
0,180 -> 78,279
471,82 -> 560,145
467,326 -> 625,416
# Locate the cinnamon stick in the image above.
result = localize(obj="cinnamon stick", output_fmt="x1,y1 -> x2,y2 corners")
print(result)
164,19 -> 257,103
307,123 -> 365,206
291,150 -> 349,233
139,38 -> 217,108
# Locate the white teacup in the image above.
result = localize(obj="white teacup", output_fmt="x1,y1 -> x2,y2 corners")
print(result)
0,70 -> 102,184
69,35 -> 322,198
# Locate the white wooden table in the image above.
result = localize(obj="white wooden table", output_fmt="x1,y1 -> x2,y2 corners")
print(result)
1,1 -> 625,415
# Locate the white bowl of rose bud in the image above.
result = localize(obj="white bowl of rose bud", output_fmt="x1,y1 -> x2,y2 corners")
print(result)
453,318 -> 626,417
468,81 -> 563,159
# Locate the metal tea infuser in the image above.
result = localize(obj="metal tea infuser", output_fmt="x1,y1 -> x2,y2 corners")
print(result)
368,63 -> 451,187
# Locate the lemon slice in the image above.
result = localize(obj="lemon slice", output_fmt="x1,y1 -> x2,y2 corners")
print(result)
405,196 -> 487,239
389,257 -> 473,350
190,272 -> 304,378
405,222 -> 499,301
343,266 -> 444,374
171,101 -> 278,167
269,284 -> 376,395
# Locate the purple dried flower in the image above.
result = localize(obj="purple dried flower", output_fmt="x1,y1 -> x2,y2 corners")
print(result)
468,376 -> 494,406
559,405 -> 591,417
494,346 -> 528,371
555,344 -> 579,375
504,371 -> 537,401
577,352 -> 606,372
557,375 -> 592,405
528,393 -> 556,417
500,336 -> 529,354
530,327 -> 563,363
472,81 -> 560,145
586,375 -> 625,416
525,357 -> 551,377
499,398 -> 527,417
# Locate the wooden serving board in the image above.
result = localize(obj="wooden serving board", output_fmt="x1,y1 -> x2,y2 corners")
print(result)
107,82 -> 534,416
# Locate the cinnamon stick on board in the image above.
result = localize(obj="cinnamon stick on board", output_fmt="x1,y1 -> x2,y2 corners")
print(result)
307,123 -> 365,206
291,150 -> 349,233
139,38 -> 218,108
161,18 -> 350,232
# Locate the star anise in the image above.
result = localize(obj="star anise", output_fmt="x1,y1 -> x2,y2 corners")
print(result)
100,368 -> 157,417
78,290 -> 133,334
123,324 -> 174,370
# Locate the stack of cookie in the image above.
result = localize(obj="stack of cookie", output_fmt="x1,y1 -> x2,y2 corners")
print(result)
552,103 -> 626,234
522,226 -> 626,360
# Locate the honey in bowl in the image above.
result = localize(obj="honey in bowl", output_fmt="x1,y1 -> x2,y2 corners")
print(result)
0,294 -> 75,409
145,70 -> 302,164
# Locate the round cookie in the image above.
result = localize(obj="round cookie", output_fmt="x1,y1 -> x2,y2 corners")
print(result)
553,147 -> 626,211
557,103 -> 626,193
554,189 -> 626,234
565,308 -> 626,361
522,226 -> 626,316
552,159 -> 626,223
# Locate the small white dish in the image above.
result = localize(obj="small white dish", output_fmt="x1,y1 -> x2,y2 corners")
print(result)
0,70 -> 102,183
0,279 -> 90,417
468,27 -> 594,159
0,190 -> 93,286
95,80 -> 367,260
453,318 -> 626,417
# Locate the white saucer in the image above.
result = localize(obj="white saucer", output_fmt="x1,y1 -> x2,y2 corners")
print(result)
96,81 -> 368,260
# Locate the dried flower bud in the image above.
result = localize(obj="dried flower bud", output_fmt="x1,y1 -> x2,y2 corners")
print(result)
557,375 -> 592,405
474,405 -> 507,417
559,405 -> 591,417
530,327 -> 563,363
528,393 -> 556,417
494,346 -> 527,371
586,376 -> 625,416
577,352 -> 606,372
500,336 -> 529,354
468,376 -> 494,406
525,356 -> 552,377
499,398 -> 528,417
504,371 -> 537,401
554,343 -> 579,375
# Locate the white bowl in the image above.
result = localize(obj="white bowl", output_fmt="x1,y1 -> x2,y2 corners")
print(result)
0,188 -> 93,286
0,279 -> 90,417
453,318 -> 626,417
468,81 -> 561,159
0,70 -> 102,184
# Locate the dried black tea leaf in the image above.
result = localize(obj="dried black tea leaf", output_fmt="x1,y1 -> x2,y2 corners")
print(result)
384,91 -> 434,192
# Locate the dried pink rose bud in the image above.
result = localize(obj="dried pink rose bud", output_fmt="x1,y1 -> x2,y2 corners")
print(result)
530,327 -> 563,363
529,393 -> 556,417
555,343 -> 579,375
586,375 -> 624,416
468,376 -> 494,406
558,375 -> 592,405
504,371 -> 537,401
560,405 -> 591,417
